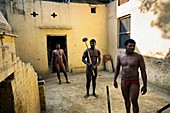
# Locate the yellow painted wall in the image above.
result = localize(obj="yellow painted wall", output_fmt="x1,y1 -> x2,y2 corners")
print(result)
2,35 -> 16,54
7,1 -> 108,74
0,34 -> 17,69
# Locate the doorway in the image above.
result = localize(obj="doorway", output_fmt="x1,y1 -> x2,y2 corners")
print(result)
47,35 -> 68,73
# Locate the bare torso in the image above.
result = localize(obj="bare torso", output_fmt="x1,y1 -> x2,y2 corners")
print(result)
53,49 -> 64,63
88,49 -> 100,65
119,52 -> 141,79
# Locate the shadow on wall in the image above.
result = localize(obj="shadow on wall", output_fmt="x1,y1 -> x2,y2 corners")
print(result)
0,0 -> 8,20
139,0 -> 170,39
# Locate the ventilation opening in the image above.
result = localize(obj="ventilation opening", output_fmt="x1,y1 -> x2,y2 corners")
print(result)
91,7 -> 96,13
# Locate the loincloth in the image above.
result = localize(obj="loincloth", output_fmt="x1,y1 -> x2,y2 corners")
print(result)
121,77 -> 140,87
55,62 -> 64,67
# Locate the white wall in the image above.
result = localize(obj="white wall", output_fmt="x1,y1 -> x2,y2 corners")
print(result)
108,0 -> 170,91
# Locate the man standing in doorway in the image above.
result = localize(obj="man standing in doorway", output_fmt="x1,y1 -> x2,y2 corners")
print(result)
82,39 -> 101,98
113,39 -> 147,113
51,43 -> 70,84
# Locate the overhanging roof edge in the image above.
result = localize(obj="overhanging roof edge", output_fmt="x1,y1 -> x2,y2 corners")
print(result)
38,26 -> 72,30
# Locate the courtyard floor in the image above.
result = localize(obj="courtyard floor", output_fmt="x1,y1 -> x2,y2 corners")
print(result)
42,71 -> 170,113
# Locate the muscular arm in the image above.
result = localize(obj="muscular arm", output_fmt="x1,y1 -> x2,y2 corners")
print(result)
114,55 -> 121,82
51,51 -> 54,65
62,50 -> 67,63
82,50 -> 90,66
139,55 -> 147,94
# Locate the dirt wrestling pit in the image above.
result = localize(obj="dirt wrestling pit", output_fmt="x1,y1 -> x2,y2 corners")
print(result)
42,71 -> 170,113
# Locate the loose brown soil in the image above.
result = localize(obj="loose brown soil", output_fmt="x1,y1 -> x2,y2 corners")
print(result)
42,71 -> 170,113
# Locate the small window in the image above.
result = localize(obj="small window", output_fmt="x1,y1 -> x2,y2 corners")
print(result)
91,7 -> 96,13
118,15 -> 131,48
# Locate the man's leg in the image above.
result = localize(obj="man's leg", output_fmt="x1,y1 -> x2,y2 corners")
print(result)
61,64 -> 70,84
130,84 -> 139,113
55,64 -> 61,84
63,71 -> 70,84
84,68 -> 91,98
92,69 -> 98,98
121,79 -> 131,113
57,72 -> 62,84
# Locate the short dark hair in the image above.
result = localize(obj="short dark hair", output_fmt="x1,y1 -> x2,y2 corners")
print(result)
56,43 -> 60,45
90,39 -> 96,43
124,39 -> 136,46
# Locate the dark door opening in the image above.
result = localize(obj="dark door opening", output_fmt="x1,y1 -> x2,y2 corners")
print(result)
47,35 -> 68,73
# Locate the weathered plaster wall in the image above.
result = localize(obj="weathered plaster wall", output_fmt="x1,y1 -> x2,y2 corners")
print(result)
0,34 -> 41,113
107,0 -> 117,69
144,56 -> 170,92
6,1 -> 108,74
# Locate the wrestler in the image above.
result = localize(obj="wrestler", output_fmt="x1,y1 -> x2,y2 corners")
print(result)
82,39 -> 101,98
113,39 -> 147,113
51,43 -> 70,84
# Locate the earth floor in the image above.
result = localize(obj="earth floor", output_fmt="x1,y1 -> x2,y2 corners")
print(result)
42,71 -> 170,113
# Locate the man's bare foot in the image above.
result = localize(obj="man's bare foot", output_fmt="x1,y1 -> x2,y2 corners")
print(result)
84,94 -> 90,98
66,81 -> 71,84
92,93 -> 98,98
58,81 -> 62,85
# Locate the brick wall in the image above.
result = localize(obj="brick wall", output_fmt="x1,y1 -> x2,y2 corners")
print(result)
0,34 -> 41,113
12,63 -> 41,113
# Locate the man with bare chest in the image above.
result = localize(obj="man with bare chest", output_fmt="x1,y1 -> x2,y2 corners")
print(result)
82,39 -> 101,98
51,43 -> 70,84
113,39 -> 147,113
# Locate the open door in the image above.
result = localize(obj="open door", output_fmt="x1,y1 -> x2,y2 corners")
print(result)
47,35 -> 68,73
